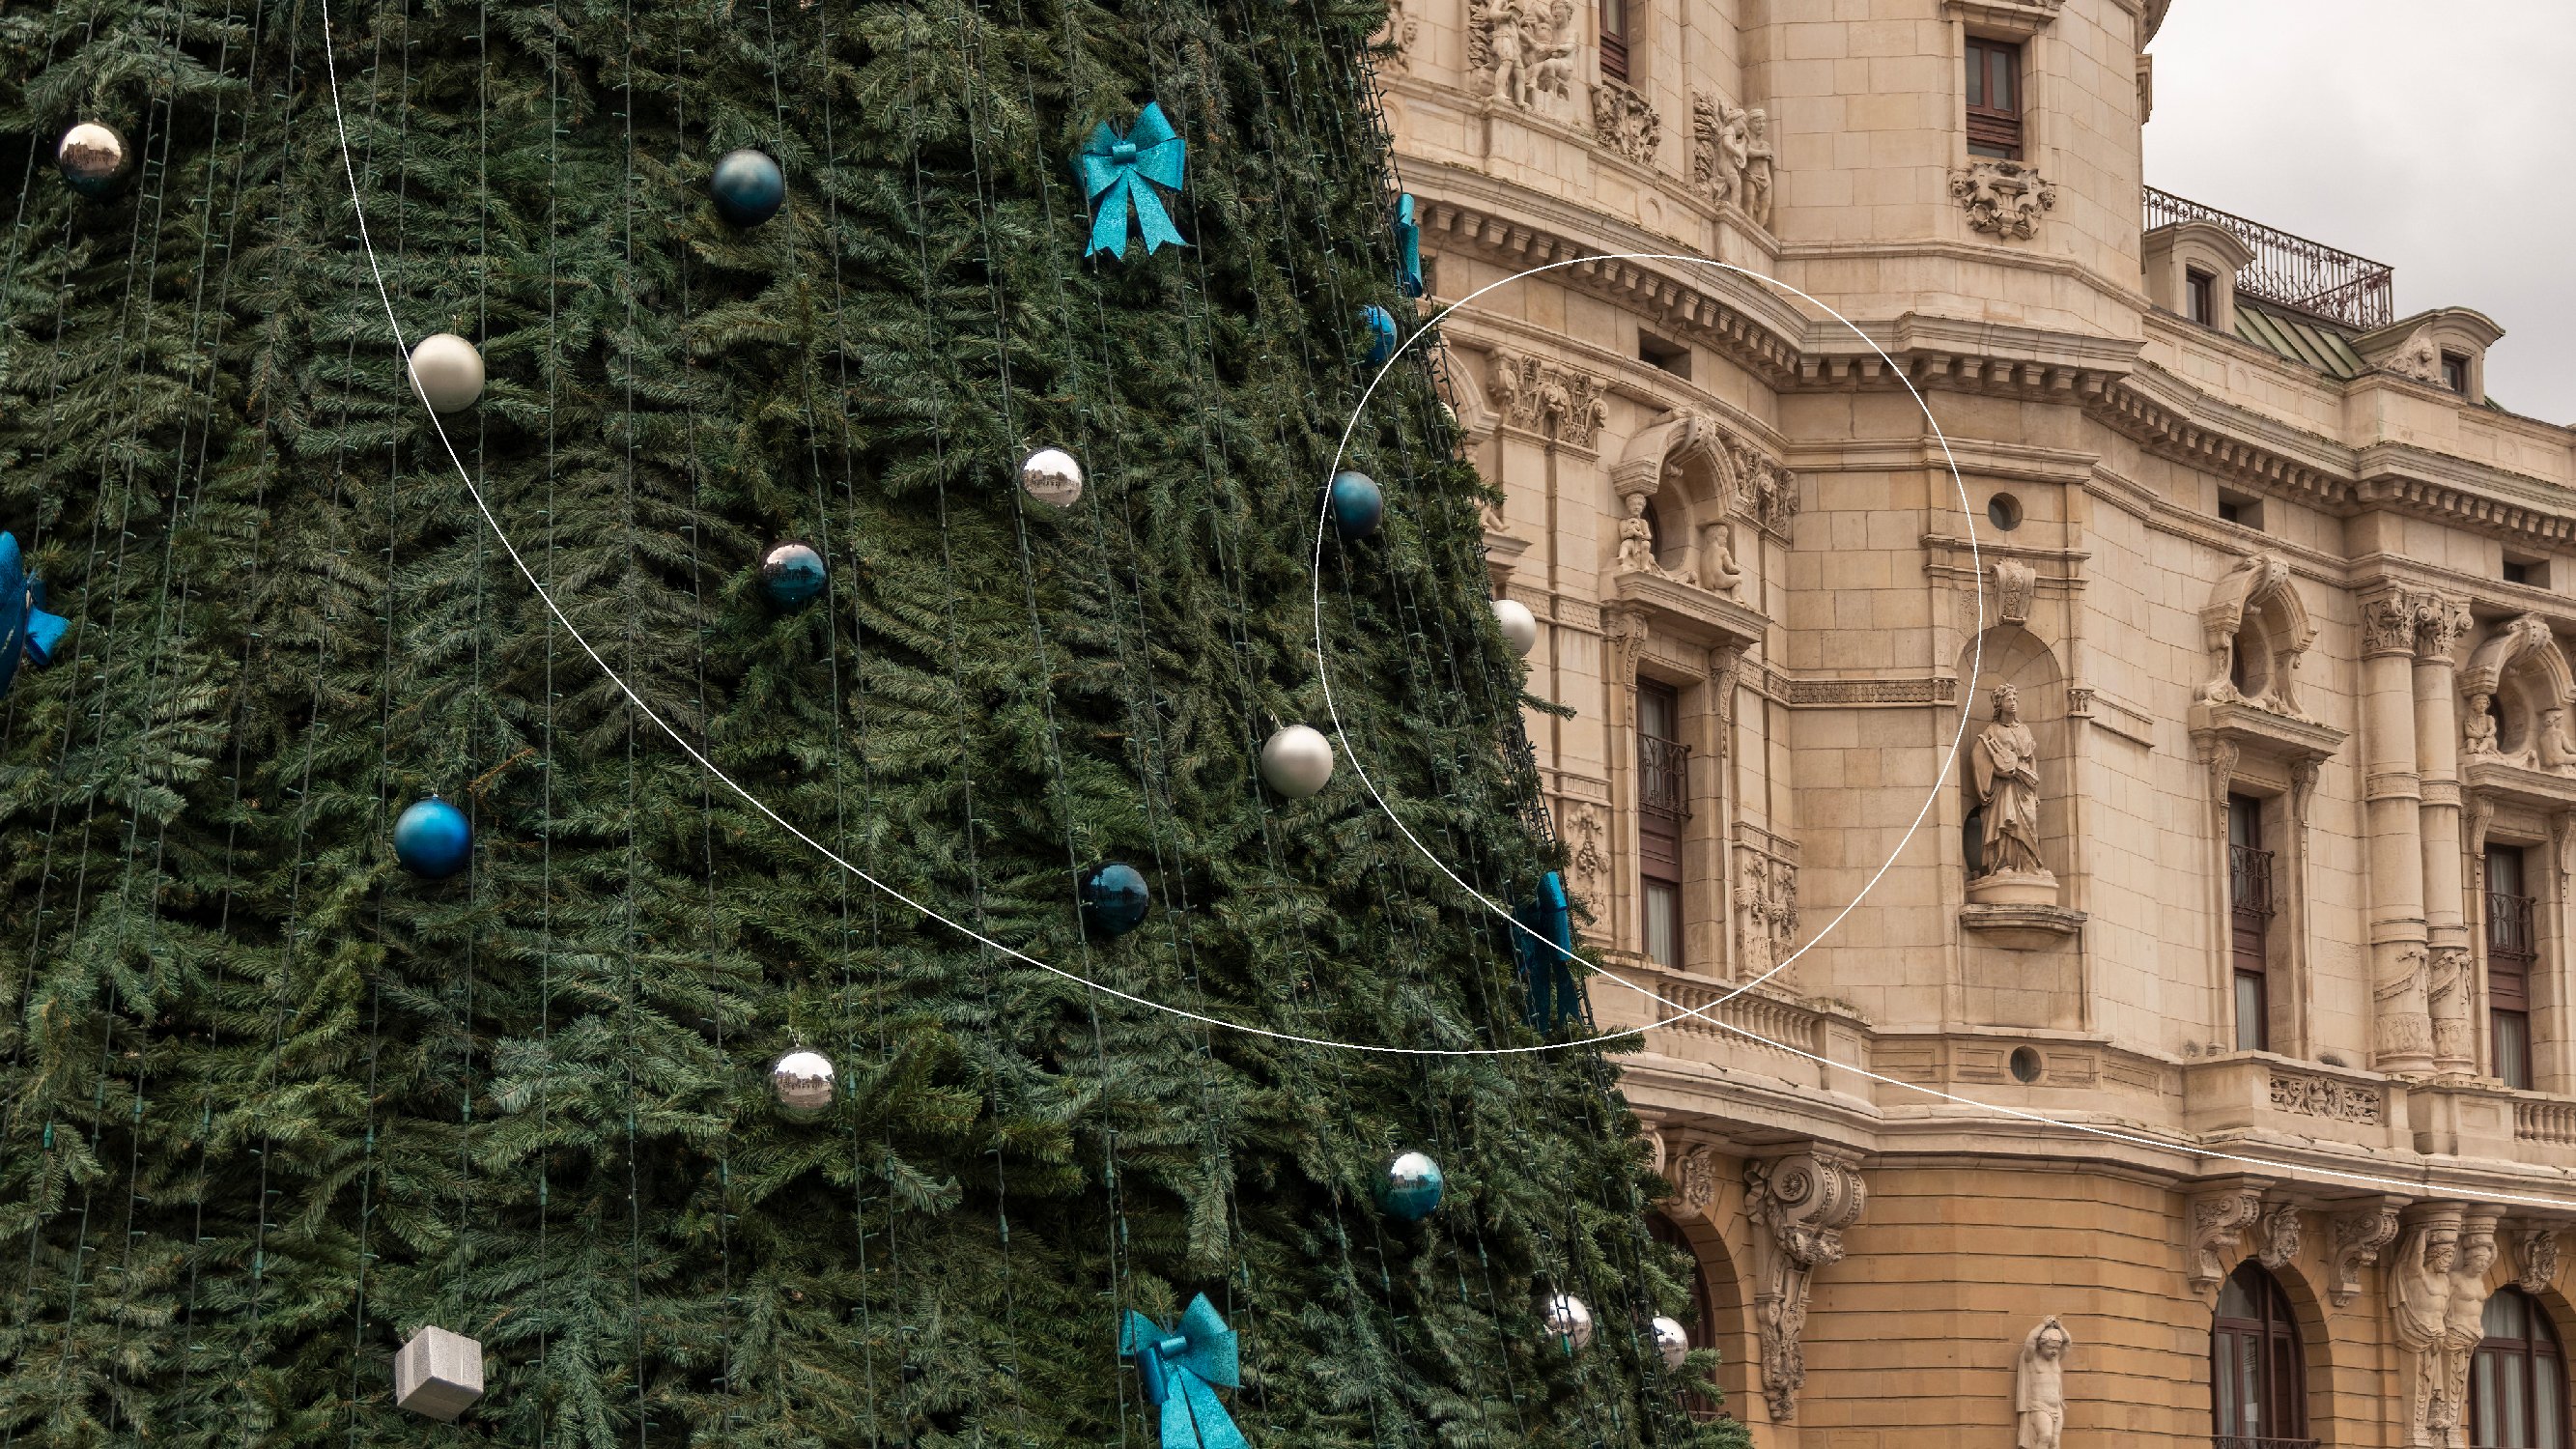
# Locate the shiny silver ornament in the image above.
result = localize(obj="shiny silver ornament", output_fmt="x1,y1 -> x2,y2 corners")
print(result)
1651,1315 -> 1689,1371
57,123 -> 130,196
1019,446 -> 1085,507
1542,1293 -> 1594,1350
408,332 -> 486,413
1492,598 -> 1538,658
1258,724 -> 1335,798
770,1049 -> 836,1117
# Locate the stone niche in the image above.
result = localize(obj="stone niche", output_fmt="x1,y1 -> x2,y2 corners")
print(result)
1958,625 -> 2084,950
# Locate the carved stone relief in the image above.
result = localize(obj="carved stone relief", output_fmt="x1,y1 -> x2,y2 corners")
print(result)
2269,1071 -> 2382,1123
1993,558 -> 2035,625
2186,1186 -> 2265,1293
1735,829 -> 1799,980
2256,1203 -> 2304,1270
1949,158 -> 2056,240
2377,943 -> 2435,1063
1744,1149 -> 1867,1422
2385,324 -> 2447,386
1487,349 -> 1611,448
2197,550 -> 2314,717
2330,1200 -> 2403,1308
1378,0 -> 1418,72
1726,436 -> 1798,541
2358,584 -> 2469,661
2391,1207 -> 2501,1448
1591,79 -> 1660,164
1689,93 -> 1775,227
1665,1143 -> 1718,1221
1470,0 -> 1580,122
2428,946 -> 2475,1074
1966,683 -> 2054,904
1564,800 -> 1609,909
2516,1226 -> 2562,1294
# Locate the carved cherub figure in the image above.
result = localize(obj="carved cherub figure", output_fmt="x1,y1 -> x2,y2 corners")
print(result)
1530,0 -> 1579,104
2542,706 -> 2576,773
2015,1318 -> 2072,1449
2463,692 -> 2500,757
1699,521 -> 1741,594
1616,493 -> 1660,574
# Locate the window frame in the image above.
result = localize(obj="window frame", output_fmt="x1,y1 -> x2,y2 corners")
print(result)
1637,679 -> 1686,969
1964,36 -> 2024,159
2186,267 -> 2217,326
2489,842 -> 2539,1091
2212,1261 -> 2307,1442
2474,1287 -> 2569,1449
1599,0 -> 1630,83
2445,350 -> 2473,395
2228,794 -> 2277,1052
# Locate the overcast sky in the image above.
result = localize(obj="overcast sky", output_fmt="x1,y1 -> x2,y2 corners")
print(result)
2141,3 -> 2576,423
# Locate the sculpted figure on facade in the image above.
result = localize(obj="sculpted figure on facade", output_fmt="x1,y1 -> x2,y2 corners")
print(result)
1487,350 -> 1610,448
2442,1218 -> 2503,1442
1744,1150 -> 1867,1422
2542,707 -> 2576,772
1742,109 -> 1775,227
2386,325 -> 2447,386
2014,1318 -> 2071,1449
1473,0 -> 1533,107
1725,437 -> 1799,540
2378,943 -> 2435,1065
1967,685 -> 2052,902
1688,93 -> 1774,224
2428,947 -> 2476,1074
2463,692 -> 2501,759
1377,0 -> 1418,73
1949,158 -> 2057,240
1530,0 -> 1579,109
1591,77 -> 1660,164
2392,1213 -> 2462,1446
1699,521 -> 1742,594
1615,493 -> 1664,576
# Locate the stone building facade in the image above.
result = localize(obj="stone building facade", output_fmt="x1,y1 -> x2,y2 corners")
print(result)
1377,0 -> 2576,1443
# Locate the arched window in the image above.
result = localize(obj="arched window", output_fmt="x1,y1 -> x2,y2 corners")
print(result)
2212,1262 -> 2306,1443
1647,1215 -> 1727,1423
2475,1287 -> 2568,1448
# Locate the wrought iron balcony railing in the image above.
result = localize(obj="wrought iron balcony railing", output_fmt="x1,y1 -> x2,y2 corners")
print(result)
2145,185 -> 2393,330
2228,843 -> 2277,920
2489,888 -> 2539,961
1638,735 -> 1690,819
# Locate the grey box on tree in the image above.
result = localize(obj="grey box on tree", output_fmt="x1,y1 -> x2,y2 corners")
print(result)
394,1325 -> 485,1421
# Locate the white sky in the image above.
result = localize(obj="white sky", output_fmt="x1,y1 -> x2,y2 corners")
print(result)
2141,2 -> 2576,422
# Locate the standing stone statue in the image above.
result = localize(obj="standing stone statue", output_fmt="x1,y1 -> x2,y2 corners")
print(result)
2443,1223 -> 2502,1436
1968,684 -> 2052,899
1742,109 -> 1776,228
1487,1 -> 1531,107
2014,1317 -> 2071,1449
2392,1218 -> 2460,1445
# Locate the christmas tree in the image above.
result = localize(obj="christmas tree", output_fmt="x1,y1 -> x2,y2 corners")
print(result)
0,0 -> 1741,1442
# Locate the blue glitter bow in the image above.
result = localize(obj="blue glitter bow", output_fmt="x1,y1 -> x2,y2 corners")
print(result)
0,532 -> 70,700
1395,192 -> 1423,297
1514,870 -> 1581,1031
1075,102 -> 1189,259
1120,1294 -> 1248,1449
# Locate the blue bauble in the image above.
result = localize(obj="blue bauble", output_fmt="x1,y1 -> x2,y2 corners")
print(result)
1359,304 -> 1400,369
393,797 -> 472,880
1079,862 -> 1151,937
1329,471 -> 1384,540
711,149 -> 785,227
761,541 -> 827,608
1378,1150 -> 1444,1222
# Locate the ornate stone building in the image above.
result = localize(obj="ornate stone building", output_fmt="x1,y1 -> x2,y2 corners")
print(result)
1379,0 -> 2576,1443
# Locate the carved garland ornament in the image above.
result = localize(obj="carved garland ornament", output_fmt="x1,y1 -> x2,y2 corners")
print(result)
1486,350 -> 1611,449
1744,1150 -> 1867,1422
2268,1071 -> 2384,1124
1590,78 -> 1660,164
1949,158 -> 2056,240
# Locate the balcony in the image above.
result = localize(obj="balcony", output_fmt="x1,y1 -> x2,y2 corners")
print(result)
1639,735 -> 1690,820
2145,185 -> 2393,329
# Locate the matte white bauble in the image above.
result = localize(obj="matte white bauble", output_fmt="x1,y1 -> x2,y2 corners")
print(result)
1019,446 -> 1085,506
1492,598 -> 1538,658
770,1049 -> 836,1117
1259,724 -> 1335,798
1652,1315 -> 1689,1370
408,332 -> 486,413
1542,1293 -> 1594,1350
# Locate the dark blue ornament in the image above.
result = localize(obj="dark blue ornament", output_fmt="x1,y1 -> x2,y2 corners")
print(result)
1377,1151 -> 1444,1222
711,149 -> 785,228
1359,304 -> 1400,369
1079,862 -> 1150,937
1329,471 -> 1384,541
0,532 -> 71,700
1514,870 -> 1583,1031
393,797 -> 472,880
760,542 -> 827,608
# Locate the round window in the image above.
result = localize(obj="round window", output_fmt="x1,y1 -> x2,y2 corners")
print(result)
2009,1046 -> 2044,1083
1987,494 -> 2024,531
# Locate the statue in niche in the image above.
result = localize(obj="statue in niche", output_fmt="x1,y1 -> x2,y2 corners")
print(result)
1698,521 -> 1741,594
1615,494 -> 1666,576
1742,110 -> 1776,229
2463,692 -> 2501,759
2014,1317 -> 2072,1449
2542,707 -> 2576,774
1967,684 -> 2054,904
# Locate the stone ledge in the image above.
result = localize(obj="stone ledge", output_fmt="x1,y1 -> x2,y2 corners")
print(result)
1958,901 -> 2086,950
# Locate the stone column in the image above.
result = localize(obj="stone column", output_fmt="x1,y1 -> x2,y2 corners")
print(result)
2361,587 -> 2436,1075
2413,591 -> 2477,1076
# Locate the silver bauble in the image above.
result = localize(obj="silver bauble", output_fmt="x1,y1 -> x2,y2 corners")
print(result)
1492,598 -> 1538,658
770,1049 -> 836,1117
1019,446 -> 1085,507
58,124 -> 131,196
408,332 -> 486,413
1258,724 -> 1335,798
1651,1315 -> 1689,1371
1542,1293 -> 1594,1350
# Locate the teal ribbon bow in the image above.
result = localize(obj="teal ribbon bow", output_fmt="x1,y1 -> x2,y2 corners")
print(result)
1076,102 -> 1188,259
1395,192 -> 1423,297
1120,1295 -> 1249,1449
0,531 -> 69,700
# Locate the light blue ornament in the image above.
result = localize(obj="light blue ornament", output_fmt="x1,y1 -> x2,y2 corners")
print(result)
711,149 -> 784,227
0,532 -> 71,699
760,542 -> 827,608
393,797 -> 473,880
1395,193 -> 1423,298
1120,1295 -> 1249,1449
1359,304 -> 1400,368
1329,471 -> 1383,541
1377,1150 -> 1445,1222
1075,102 -> 1188,259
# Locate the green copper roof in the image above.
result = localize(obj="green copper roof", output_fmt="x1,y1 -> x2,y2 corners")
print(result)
2232,297 -> 2368,380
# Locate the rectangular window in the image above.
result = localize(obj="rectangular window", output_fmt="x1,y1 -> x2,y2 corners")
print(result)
2228,795 -> 2275,1051
1965,37 -> 2023,159
1599,0 -> 1629,83
2489,844 -> 2536,1091
2443,351 -> 2471,395
2186,268 -> 2216,326
1638,680 -> 1686,968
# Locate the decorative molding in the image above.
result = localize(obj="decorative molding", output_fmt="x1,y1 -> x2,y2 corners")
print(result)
1957,900 -> 2086,949
1487,348 -> 1612,449
2517,1226 -> 2562,1295
1735,830 -> 1800,980
1781,675 -> 1959,708
1949,159 -> 2056,241
1590,79 -> 1660,165
2186,1184 -> 2267,1294
2256,1203 -> 2304,1271
2196,551 -> 2315,717
2329,1199 -> 2404,1308
2360,584 -> 2472,661
1562,799 -> 1608,913
1603,606 -> 1652,684
2429,946 -> 2475,1072
1744,1149 -> 1867,1422
2268,1070 -> 2384,1124
1940,0 -> 2064,37
1993,558 -> 2036,625
1664,1143 -> 1719,1221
